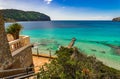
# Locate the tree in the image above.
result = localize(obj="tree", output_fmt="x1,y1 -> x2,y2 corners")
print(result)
6,23 -> 23,39
38,47 -> 91,79
37,47 -> 120,79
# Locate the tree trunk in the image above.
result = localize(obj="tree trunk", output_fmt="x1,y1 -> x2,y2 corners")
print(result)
0,11 -> 13,70
13,32 -> 19,40
16,32 -> 19,39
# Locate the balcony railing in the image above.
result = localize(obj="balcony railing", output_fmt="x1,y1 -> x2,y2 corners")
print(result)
9,35 -> 30,52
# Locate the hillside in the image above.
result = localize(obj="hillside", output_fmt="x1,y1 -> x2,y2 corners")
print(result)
38,47 -> 120,79
0,9 -> 51,22
112,17 -> 120,22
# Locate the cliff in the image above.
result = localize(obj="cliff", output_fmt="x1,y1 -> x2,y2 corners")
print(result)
112,17 -> 120,22
0,9 -> 51,22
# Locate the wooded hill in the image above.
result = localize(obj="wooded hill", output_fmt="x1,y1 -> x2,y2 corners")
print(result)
0,9 -> 51,22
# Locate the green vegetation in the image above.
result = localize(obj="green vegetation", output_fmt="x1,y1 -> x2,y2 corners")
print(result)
37,47 -> 120,79
6,23 -> 23,39
112,17 -> 120,22
0,9 -> 51,22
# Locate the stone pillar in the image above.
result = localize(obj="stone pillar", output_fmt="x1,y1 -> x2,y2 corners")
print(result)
0,11 -> 13,70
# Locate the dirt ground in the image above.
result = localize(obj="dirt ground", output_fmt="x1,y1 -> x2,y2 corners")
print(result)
32,56 -> 50,72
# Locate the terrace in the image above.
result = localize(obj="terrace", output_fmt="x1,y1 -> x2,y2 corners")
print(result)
0,35 -> 50,78
8,35 -> 30,53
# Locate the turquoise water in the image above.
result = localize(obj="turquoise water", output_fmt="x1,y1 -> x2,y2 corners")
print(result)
5,21 -> 120,69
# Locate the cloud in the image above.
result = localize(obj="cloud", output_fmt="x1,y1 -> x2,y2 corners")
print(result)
44,0 -> 52,4
0,7 -> 3,9
62,7 -> 65,9
90,16 -> 112,20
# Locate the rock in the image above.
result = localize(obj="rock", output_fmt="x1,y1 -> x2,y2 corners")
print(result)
7,34 -> 14,42
112,17 -> 120,22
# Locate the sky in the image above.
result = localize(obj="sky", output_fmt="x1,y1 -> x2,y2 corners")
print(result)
0,0 -> 120,20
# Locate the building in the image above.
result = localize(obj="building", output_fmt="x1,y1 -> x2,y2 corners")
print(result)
0,12 -> 34,78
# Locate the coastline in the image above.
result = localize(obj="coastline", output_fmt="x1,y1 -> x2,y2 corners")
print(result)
5,21 -> 120,71
32,44 -> 120,71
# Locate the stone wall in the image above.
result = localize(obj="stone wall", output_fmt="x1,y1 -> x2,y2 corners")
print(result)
0,44 -> 34,77
0,11 -> 13,70
0,12 -> 34,78
12,44 -> 33,68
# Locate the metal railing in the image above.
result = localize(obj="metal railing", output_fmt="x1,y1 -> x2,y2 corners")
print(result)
0,66 -> 38,78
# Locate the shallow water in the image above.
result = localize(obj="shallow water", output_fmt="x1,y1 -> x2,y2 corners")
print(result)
5,21 -> 120,70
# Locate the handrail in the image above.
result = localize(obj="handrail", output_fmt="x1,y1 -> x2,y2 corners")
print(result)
9,35 -> 30,52
0,66 -> 35,73
0,66 -> 40,78
3,71 -> 34,79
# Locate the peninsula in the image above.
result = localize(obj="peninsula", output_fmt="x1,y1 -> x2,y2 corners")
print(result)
112,17 -> 120,22
0,9 -> 51,22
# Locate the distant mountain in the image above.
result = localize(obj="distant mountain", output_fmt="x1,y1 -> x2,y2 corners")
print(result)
112,17 -> 120,22
0,9 -> 51,22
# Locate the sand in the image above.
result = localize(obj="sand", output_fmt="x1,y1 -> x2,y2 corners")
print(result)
32,56 -> 50,72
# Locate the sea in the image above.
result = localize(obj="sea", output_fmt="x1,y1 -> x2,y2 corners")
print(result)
5,21 -> 120,70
